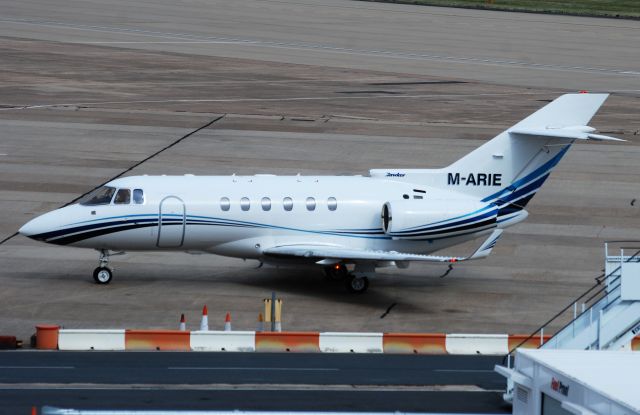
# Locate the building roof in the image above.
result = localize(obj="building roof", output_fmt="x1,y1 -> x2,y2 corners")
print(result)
517,349 -> 640,411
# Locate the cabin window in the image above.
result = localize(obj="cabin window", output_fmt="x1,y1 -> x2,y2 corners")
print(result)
133,189 -> 144,204
283,197 -> 293,211
220,197 -> 231,211
306,197 -> 316,211
327,197 -> 337,211
114,189 -> 131,204
79,186 -> 116,206
261,197 -> 271,211
240,197 -> 250,211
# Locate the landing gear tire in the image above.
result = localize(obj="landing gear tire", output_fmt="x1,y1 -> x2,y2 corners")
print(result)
93,267 -> 113,284
324,264 -> 349,281
346,275 -> 369,294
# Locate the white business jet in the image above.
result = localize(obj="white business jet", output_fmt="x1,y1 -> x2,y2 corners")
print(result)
19,93 -> 622,293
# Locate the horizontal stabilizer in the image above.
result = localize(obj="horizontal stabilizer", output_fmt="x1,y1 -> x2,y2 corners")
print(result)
510,126 -> 624,142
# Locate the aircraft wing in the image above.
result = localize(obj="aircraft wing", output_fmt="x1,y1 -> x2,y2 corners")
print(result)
263,229 -> 503,264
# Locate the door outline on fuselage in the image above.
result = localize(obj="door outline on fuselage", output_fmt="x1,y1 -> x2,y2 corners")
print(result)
157,196 -> 186,248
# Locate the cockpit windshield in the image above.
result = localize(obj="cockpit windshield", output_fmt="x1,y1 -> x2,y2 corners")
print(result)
79,186 -> 116,206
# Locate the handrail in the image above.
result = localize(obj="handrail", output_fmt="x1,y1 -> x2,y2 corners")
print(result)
502,247 -> 640,363
501,279 -> 602,363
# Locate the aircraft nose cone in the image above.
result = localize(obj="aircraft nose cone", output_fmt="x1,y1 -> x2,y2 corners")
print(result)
19,213 -> 57,241
19,217 -> 44,239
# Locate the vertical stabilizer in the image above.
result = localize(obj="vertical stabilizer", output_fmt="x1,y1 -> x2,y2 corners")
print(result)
370,94 -> 611,209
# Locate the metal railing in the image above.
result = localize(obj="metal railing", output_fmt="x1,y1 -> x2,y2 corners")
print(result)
503,242 -> 640,365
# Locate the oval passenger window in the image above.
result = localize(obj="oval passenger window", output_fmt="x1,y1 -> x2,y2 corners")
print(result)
283,197 -> 293,211
306,197 -> 316,211
327,197 -> 337,211
261,197 -> 271,211
220,197 -> 231,211
240,197 -> 250,211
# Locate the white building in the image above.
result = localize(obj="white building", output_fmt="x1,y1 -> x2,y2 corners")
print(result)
508,349 -> 639,415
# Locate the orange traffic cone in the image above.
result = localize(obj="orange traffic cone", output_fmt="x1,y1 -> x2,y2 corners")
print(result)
200,305 -> 209,331
224,312 -> 232,331
179,313 -> 186,331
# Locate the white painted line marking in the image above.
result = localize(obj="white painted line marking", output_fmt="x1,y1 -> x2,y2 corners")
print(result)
1,17 -> 637,77
0,382 -> 497,392
0,92 -> 536,111
168,367 -> 339,371
0,366 -> 74,369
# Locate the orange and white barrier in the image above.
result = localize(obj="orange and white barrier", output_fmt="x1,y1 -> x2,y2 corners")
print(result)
320,332 -> 383,353
191,331 -> 255,352
445,334 -> 509,355
256,332 -> 320,352
49,329 -> 640,354
125,330 -> 190,351
383,333 -> 447,354
58,329 -> 125,351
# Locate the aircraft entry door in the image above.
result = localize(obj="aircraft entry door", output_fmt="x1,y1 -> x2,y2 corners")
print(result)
157,196 -> 186,248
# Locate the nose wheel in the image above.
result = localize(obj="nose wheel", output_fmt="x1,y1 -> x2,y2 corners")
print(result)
92,249 -> 123,285
93,267 -> 113,284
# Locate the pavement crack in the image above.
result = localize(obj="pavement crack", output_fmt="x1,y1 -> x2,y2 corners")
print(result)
380,302 -> 397,318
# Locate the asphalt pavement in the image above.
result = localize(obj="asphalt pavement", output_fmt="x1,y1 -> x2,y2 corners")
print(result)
0,352 -> 509,414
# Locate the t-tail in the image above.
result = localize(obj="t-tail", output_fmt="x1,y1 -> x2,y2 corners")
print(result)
370,93 -> 622,225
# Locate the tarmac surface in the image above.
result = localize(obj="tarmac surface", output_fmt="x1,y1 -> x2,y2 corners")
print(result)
1,0 -> 640,343
0,351 -> 508,414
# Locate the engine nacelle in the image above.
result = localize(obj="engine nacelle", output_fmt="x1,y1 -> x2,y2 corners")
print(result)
381,200 -> 497,239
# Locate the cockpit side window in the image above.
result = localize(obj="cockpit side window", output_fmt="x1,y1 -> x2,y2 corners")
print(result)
79,186 -> 116,206
114,188 -> 131,205
133,189 -> 144,204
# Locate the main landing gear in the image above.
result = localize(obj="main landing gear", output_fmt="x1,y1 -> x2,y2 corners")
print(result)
92,249 -> 124,284
323,263 -> 372,294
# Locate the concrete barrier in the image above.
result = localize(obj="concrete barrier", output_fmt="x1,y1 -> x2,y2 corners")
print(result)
190,331 -> 255,352
445,333 -> 508,355
255,332 -> 320,352
320,332 -> 383,353
383,333 -> 447,354
58,329 -> 125,351
125,330 -> 190,351
36,325 -> 640,354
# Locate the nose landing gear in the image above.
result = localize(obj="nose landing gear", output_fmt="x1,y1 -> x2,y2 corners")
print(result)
92,249 -> 124,284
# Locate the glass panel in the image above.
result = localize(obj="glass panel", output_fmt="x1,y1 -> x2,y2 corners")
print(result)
283,197 -> 293,211
541,393 -> 570,415
306,197 -> 316,211
133,189 -> 144,204
327,197 -> 337,211
79,186 -> 116,206
261,197 -> 271,211
114,189 -> 131,204
240,197 -> 250,211
220,197 -> 231,211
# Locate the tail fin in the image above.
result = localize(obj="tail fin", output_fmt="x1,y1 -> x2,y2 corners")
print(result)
371,93 -> 617,207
